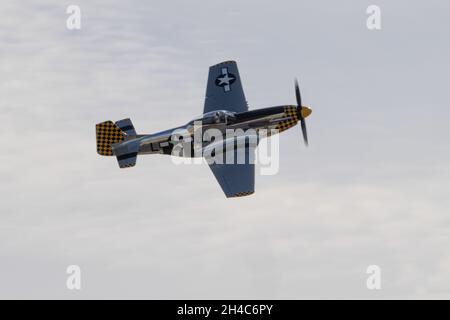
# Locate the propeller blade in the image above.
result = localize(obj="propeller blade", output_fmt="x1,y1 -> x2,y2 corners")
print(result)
295,78 -> 308,146
300,118 -> 308,146
295,78 -> 302,107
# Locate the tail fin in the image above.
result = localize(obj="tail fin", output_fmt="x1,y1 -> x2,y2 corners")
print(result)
96,121 -> 125,156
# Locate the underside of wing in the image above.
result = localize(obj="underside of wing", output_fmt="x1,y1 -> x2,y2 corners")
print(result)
209,163 -> 255,198
203,60 -> 248,114
207,142 -> 255,198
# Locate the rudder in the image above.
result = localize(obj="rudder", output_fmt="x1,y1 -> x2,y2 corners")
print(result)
96,121 -> 125,156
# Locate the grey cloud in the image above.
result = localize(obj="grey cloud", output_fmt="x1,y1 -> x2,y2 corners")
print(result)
1,0 -> 450,299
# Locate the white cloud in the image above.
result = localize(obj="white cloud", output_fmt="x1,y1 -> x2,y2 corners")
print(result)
1,0 -> 450,299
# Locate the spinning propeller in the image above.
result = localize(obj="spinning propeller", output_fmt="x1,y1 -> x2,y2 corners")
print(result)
294,79 -> 312,146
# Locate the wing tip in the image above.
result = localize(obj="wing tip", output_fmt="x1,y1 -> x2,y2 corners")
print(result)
226,191 -> 254,198
210,60 -> 237,69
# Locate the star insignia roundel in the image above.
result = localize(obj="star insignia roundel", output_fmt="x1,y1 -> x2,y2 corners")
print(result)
215,68 -> 236,92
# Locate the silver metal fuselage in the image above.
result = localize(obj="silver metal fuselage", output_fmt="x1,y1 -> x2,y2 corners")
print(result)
129,105 -> 300,157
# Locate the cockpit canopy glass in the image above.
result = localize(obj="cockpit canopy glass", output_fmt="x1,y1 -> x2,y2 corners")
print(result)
190,110 -> 236,125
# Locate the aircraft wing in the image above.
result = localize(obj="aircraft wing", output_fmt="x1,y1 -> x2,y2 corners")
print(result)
209,162 -> 255,198
203,61 -> 248,114
207,143 -> 255,198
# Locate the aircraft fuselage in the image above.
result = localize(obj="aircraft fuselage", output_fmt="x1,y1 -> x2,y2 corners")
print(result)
133,105 -> 311,157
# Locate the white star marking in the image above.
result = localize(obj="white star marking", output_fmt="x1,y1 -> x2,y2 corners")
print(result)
217,73 -> 235,85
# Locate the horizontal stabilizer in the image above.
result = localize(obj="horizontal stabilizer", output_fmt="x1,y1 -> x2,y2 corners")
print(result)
117,152 -> 138,168
112,140 -> 140,168
115,118 -> 136,136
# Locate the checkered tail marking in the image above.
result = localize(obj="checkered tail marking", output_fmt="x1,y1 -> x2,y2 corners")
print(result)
96,121 -> 125,156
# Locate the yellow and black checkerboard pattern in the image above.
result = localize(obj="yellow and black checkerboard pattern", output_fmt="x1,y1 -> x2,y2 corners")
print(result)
231,191 -> 254,198
96,121 -> 124,156
276,106 -> 298,133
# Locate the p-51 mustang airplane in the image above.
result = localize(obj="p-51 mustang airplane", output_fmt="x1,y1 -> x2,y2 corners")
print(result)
96,61 -> 312,197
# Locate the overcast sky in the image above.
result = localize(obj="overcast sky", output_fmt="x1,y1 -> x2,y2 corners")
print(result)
1,0 -> 450,299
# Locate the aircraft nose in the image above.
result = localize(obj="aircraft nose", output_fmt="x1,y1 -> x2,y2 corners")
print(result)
300,106 -> 312,119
